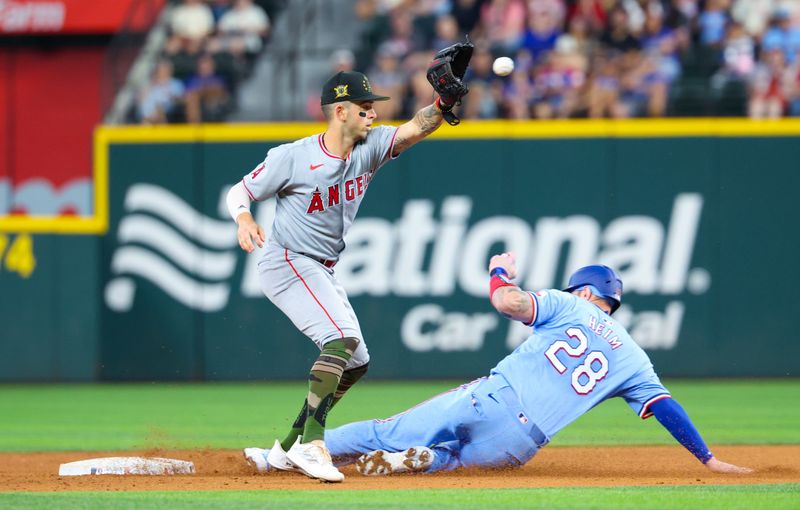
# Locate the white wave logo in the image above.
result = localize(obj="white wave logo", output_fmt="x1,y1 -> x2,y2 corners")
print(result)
105,184 -> 238,312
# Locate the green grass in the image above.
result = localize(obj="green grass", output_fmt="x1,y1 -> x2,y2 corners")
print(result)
0,380 -> 797,452
1,381 -> 798,508
1,485 -> 798,510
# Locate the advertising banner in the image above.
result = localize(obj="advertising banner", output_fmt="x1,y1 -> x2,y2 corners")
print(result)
96,121 -> 800,380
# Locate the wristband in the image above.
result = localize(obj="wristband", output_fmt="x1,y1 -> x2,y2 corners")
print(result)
435,96 -> 453,112
489,272 -> 515,298
235,207 -> 251,224
490,267 -> 508,278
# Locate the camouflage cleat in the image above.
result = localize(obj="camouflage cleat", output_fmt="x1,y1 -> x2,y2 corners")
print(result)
356,446 -> 434,476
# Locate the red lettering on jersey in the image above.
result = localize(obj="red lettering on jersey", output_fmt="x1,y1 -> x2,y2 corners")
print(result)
356,175 -> 364,196
251,163 -> 265,179
345,180 -> 355,201
328,184 -> 340,206
307,188 -> 325,214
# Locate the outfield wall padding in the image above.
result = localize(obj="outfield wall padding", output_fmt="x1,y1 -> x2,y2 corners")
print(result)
2,122 -> 797,380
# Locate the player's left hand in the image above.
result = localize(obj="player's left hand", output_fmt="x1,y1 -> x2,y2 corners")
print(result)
426,39 -> 473,125
489,252 -> 517,279
705,457 -> 753,474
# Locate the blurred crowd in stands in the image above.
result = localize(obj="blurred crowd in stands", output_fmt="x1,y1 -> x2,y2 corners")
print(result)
136,0 -> 276,123
136,0 -> 800,123
337,0 -> 800,121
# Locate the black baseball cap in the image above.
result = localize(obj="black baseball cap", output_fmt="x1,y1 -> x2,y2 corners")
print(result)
320,71 -> 390,105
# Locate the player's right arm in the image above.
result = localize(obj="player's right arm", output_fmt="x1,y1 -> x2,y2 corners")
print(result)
488,252 -> 536,324
226,182 -> 264,253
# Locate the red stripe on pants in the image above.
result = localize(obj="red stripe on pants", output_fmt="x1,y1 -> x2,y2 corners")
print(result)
285,249 -> 344,338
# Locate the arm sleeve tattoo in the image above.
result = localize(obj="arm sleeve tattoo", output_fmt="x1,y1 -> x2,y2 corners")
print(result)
393,104 -> 443,154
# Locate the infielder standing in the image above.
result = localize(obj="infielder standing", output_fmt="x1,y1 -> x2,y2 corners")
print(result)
229,42 -> 473,483
245,256 -> 752,476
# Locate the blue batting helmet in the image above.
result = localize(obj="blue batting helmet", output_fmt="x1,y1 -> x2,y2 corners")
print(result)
563,265 -> 623,314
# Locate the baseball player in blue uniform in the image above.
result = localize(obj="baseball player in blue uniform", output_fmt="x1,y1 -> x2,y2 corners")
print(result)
229,61 -> 472,483
244,254 -> 752,476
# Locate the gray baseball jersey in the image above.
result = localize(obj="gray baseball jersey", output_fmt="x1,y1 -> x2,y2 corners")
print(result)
242,126 -> 399,262
242,125 -> 399,360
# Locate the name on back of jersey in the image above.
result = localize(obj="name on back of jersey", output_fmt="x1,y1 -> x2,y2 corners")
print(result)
588,314 -> 622,350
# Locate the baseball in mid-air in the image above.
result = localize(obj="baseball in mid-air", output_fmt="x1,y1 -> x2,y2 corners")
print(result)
492,56 -> 514,76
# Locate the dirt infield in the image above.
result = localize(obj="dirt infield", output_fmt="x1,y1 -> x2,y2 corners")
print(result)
1,445 -> 797,492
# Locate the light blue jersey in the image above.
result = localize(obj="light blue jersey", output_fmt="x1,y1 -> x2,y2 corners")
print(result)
326,289 -> 670,471
493,289 -> 670,439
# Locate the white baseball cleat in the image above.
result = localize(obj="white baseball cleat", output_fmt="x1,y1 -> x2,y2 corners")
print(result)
285,437 -> 345,483
243,447 -> 271,473
265,439 -> 302,473
356,446 -> 434,476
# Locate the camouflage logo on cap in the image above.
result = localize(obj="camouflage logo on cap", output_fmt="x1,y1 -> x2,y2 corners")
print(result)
334,84 -> 349,99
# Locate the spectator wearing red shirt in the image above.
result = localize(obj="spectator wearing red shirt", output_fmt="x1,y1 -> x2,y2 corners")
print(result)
567,0 -> 607,36
749,48 -> 794,118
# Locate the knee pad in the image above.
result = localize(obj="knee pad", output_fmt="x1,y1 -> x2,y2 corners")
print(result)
339,336 -> 360,353
321,337 -> 359,356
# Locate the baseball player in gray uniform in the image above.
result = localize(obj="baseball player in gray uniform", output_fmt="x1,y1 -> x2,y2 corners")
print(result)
227,69 -> 469,482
